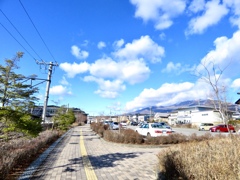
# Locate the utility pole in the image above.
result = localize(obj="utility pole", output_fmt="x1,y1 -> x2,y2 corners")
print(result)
36,61 -> 58,123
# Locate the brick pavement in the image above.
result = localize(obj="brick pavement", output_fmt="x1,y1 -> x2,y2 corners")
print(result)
30,124 -> 167,180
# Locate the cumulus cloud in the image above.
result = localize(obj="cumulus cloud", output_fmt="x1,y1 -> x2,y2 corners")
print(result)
60,36 -> 163,99
196,30 -> 240,74
124,78 -> 217,112
224,0 -> 240,28
125,82 -> 206,111
113,39 -> 124,49
130,0 -> 186,30
188,0 -> 205,13
162,62 -> 196,74
71,45 -> 89,59
231,78 -> 240,89
114,35 -> 165,63
59,76 -> 70,86
97,41 -> 106,49
88,57 -> 150,85
59,62 -> 90,78
83,76 -> 126,98
50,85 -> 72,96
186,0 -> 229,35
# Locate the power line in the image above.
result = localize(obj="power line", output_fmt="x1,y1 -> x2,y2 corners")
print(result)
19,0 -> 56,62
0,21 -> 35,59
0,9 -> 42,60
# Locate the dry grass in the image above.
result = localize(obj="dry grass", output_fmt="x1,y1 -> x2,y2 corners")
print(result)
0,130 -> 61,180
104,128 -> 144,144
157,135 -> 240,179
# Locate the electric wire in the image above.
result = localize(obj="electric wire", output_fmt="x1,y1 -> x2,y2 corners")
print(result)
19,0 -> 56,62
0,9 -> 42,60
0,21 -> 35,59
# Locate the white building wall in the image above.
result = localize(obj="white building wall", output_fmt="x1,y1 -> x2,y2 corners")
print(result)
191,110 -> 222,126
138,116 -> 145,122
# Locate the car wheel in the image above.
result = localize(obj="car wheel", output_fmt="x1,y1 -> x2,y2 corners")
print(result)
230,130 -> 234,133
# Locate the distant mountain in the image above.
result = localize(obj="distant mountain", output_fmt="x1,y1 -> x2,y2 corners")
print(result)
129,99 -> 239,115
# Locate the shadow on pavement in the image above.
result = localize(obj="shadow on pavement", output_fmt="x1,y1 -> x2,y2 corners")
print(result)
84,152 -> 144,169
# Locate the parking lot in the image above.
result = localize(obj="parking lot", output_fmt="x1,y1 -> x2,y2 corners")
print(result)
127,125 -> 237,136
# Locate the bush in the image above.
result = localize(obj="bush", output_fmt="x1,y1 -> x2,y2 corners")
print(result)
90,122 -> 222,146
157,135 -> 240,179
0,130 -> 61,180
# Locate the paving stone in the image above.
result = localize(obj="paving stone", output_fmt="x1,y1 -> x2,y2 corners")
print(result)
26,124 -> 167,180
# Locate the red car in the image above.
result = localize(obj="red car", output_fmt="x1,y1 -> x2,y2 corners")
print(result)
209,124 -> 235,133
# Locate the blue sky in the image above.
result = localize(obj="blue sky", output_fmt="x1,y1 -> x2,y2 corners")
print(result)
1,0 -> 240,116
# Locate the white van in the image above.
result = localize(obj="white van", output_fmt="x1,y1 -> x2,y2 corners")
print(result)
198,123 -> 214,131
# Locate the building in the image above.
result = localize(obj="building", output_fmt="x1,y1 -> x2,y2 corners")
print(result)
168,105 -> 226,126
154,113 -> 170,122
30,105 -> 88,124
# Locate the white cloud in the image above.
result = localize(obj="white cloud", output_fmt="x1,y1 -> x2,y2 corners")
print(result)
231,78 -> 240,89
114,35 -> 165,63
89,58 -> 119,79
162,62 -> 182,73
89,57 -> 150,85
59,62 -> 90,78
196,30 -> 240,74
125,82 -> 205,111
97,41 -> 106,49
159,32 -> 166,40
224,0 -> 240,28
113,39 -> 124,49
130,0 -> 186,30
50,85 -> 72,96
186,0 -> 229,35
124,78 -> 217,112
60,36 -> 165,99
120,60 -> 150,84
162,62 -> 196,74
71,45 -> 89,59
83,76 -> 126,98
60,76 -> 70,86
188,0 -> 205,13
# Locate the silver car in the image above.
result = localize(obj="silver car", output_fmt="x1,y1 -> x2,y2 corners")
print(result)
109,122 -> 119,130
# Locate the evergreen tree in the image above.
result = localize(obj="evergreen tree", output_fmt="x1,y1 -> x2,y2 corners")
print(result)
0,52 -> 39,111
0,52 -> 41,137
52,106 -> 76,130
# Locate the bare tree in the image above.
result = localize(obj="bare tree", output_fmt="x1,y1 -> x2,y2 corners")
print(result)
197,61 -> 231,127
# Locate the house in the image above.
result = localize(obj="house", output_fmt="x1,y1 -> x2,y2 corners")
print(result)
30,105 -> 88,124
153,113 -> 170,122
168,105 -> 224,126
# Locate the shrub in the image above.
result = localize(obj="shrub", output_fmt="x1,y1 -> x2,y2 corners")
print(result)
0,130 -> 61,180
157,135 -> 240,179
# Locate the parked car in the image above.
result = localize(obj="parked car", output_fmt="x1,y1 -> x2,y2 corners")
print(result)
209,124 -> 235,133
135,123 -> 172,137
157,122 -> 172,130
103,120 -> 112,125
130,121 -> 138,126
120,121 -> 127,128
199,123 -> 214,131
109,122 -> 119,130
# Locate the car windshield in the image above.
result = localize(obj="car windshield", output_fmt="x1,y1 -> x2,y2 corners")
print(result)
151,124 -> 164,128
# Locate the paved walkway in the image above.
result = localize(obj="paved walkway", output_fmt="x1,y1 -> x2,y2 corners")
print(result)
30,125 -> 167,180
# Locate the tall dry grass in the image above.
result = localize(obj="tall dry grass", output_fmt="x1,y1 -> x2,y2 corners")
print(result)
158,135 -> 240,179
0,130 -> 61,180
